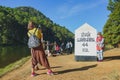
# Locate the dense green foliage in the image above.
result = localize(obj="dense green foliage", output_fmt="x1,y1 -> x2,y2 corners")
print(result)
103,0 -> 120,47
0,6 -> 74,45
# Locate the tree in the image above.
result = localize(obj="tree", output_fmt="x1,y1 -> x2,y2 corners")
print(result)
103,0 -> 120,47
0,6 -> 74,46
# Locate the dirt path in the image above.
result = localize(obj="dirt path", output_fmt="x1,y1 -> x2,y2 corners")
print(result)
1,48 -> 120,80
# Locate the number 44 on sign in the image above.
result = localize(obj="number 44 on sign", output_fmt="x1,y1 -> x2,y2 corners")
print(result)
82,43 -> 88,47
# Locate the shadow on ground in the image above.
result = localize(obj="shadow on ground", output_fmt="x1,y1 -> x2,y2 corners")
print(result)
57,64 -> 97,74
104,56 -> 120,61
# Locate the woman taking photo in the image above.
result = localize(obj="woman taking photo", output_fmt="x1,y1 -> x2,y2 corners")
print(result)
27,21 -> 53,77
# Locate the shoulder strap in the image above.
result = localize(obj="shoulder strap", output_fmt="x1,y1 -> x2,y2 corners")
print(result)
33,28 -> 38,34
28,28 -> 38,36
28,31 -> 32,36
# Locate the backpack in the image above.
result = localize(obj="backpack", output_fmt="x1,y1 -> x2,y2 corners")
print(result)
28,28 -> 40,48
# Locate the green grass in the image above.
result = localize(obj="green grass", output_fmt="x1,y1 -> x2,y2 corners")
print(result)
0,56 -> 30,77
104,44 -> 114,51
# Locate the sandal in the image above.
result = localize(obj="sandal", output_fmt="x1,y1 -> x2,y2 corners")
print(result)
47,70 -> 54,75
31,72 -> 37,77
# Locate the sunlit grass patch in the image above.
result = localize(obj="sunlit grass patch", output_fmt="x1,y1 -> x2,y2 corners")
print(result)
0,56 -> 30,77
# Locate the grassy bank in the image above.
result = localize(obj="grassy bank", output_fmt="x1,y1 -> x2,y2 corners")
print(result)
0,56 -> 30,77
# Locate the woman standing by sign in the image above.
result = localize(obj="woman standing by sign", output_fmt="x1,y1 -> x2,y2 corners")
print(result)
96,32 -> 104,62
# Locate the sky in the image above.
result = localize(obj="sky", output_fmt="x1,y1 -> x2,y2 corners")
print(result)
0,0 -> 110,33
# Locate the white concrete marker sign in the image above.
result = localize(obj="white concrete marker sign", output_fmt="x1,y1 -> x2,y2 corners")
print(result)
75,23 -> 97,61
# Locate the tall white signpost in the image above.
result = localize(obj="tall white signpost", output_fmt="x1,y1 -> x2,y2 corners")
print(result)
75,23 -> 97,61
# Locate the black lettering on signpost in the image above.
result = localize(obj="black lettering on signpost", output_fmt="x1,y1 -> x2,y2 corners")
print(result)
80,32 -> 94,53
82,43 -> 89,52
76,31 -> 95,53
82,48 -> 89,52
